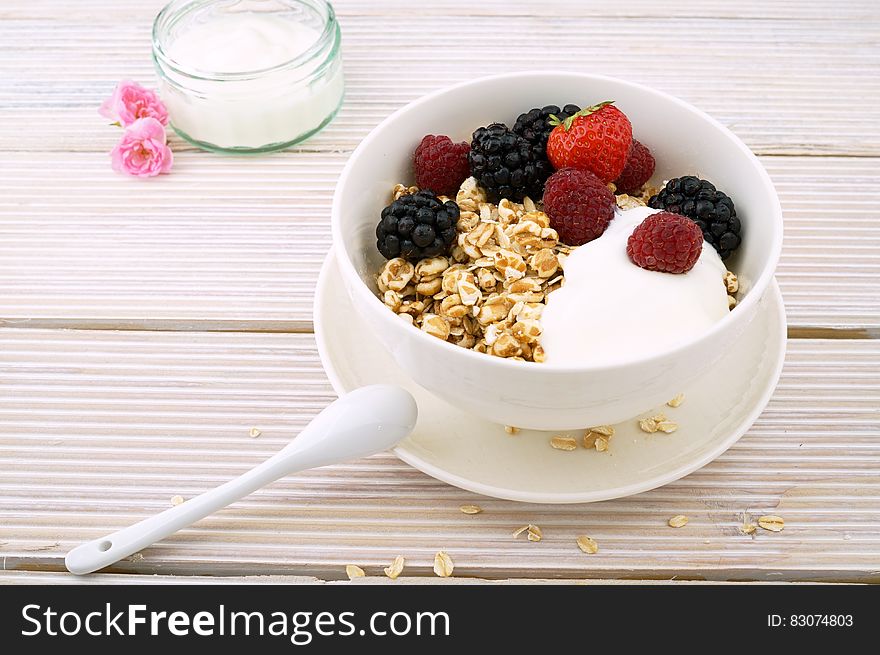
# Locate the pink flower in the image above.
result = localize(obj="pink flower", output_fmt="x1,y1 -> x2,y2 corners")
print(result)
110,117 -> 174,177
99,80 -> 168,127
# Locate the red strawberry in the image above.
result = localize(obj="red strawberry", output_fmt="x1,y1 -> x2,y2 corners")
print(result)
546,101 -> 633,183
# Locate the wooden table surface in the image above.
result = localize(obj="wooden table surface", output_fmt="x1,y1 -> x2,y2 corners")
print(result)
1,0 -> 878,584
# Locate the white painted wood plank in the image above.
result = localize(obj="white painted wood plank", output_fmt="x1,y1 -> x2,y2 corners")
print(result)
0,329 -> 878,582
1,154 -> 877,331
4,0 -> 876,20
0,6 -> 877,155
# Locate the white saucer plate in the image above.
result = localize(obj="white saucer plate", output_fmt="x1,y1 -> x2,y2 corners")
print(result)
314,250 -> 787,504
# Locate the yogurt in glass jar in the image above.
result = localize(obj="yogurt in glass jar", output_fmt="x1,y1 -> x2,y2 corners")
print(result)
152,0 -> 344,152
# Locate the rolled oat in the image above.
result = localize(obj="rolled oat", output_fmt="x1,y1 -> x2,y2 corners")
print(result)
668,515 -> 689,528
459,504 -> 483,515
666,393 -> 685,408
384,556 -> 405,580
433,551 -> 454,577
758,515 -> 785,532
346,564 -> 366,579
550,435 -> 578,451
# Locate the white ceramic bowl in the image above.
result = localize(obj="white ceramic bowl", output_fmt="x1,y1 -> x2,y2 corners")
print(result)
331,72 -> 782,430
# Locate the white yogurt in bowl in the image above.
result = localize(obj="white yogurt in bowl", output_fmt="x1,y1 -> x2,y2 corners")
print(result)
541,206 -> 729,366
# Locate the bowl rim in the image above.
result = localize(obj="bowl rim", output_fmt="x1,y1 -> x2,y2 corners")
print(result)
331,70 -> 783,374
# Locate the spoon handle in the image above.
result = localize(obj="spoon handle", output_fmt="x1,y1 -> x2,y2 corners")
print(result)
65,384 -> 418,575
65,452 -> 291,575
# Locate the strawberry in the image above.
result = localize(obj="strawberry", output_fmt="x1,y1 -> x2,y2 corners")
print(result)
545,101 -> 633,183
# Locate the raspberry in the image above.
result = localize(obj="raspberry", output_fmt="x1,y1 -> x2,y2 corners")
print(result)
614,139 -> 655,194
542,167 -> 616,246
626,211 -> 703,274
413,135 -> 470,196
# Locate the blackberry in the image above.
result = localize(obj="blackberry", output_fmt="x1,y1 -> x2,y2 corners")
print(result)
648,176 -> 742,259
512,104 -> 580,184
468,123 -> 542,203
376,190 -> 460,262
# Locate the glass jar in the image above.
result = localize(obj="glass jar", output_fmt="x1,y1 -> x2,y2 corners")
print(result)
152,0 -> 344,153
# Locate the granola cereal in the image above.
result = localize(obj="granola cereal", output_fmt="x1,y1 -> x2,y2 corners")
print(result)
375,178 -> 568,362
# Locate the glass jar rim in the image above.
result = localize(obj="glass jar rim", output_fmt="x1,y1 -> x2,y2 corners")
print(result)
152,0 -> 338,81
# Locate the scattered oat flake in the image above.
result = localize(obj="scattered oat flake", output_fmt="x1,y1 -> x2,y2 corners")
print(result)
459,504 -> 483,515
170,495 -> 184,506
513,524 -> 542,541
740,522 -> 757,535
550,435 -> 578,451
668,515 -> 689,528
249,427 -> 262,438
595,436 -> 609,452
590,425 -> 615,437
433,551 -> 454,577
638,418 -> 658,433
758,515 -> 785,532
656,420 -> 679,434
576,535 -> 599,554
384,556 -> 405,580
504,425 -> 520,435
666,393 -> 685,408
346,564 -> 366,579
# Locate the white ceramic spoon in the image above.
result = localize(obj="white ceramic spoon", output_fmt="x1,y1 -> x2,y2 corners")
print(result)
66,384 -> 417,575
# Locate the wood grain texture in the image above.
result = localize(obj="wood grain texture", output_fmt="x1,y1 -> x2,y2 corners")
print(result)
3,0 -> 877,20
1,329 -> 878,582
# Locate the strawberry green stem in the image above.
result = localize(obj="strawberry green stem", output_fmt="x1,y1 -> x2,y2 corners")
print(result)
548,100 -> 614,131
